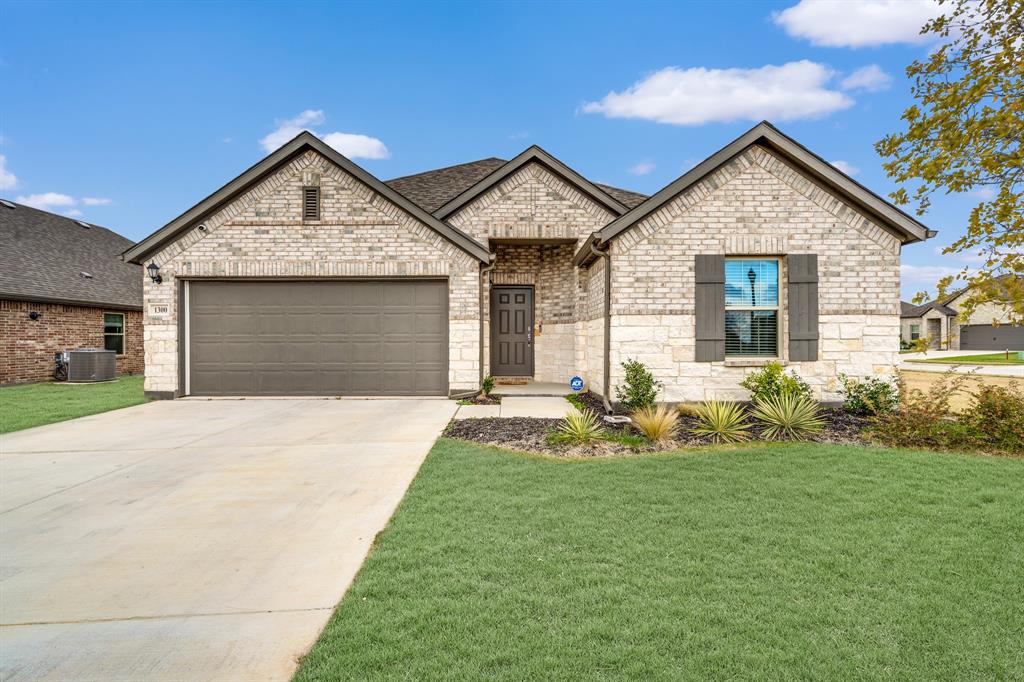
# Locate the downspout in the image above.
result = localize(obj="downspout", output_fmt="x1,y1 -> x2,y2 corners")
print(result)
589,240 -> 613,414
479,252 -> 497,389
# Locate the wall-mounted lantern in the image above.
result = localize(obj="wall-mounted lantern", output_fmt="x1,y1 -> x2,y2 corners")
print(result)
147,262 -> 162,284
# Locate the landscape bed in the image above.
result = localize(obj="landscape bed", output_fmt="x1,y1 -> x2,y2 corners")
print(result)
295,438 -> 1024,681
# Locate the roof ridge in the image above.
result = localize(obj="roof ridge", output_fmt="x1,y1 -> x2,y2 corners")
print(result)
386,157 -> 507,182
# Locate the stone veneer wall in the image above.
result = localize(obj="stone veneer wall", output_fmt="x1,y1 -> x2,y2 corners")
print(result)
143,149 -> 480,396
448,160 -> 615,386
608,144 -> 902,402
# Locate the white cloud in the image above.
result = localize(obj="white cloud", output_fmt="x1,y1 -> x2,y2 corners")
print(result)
222,137 -> 233,144
508,131 -> 530,141
830,160 -> 859,175
840,64 -> 892,92
321,132 -> 390,160
971,187 -> 996,200
82,197 -> 112,206
628,160 -> 656,175
16,192 -> 76,211
63,209 -> 83,217
0,154 -> 17,190
900,263 -> 967,289
773,0 -> 942,48
259,110 -> 389,159
582,61 -> 853,126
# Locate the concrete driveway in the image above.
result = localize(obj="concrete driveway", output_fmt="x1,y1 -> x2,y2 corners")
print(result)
0,398 -> 456,681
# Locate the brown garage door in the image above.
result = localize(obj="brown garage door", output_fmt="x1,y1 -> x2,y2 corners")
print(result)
959,324 -> 1024,351
188,280 -> 447,396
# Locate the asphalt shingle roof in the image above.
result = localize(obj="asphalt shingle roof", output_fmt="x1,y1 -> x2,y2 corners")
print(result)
384,158 -> 647,213
0,201 -> 142,309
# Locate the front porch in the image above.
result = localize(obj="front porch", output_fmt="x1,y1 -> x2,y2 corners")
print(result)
483,241 -> 598,389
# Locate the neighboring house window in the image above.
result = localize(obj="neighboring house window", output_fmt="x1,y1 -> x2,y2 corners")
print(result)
104,313 -> 125,355
910,323 -> 921,340
724,259 -> 779,357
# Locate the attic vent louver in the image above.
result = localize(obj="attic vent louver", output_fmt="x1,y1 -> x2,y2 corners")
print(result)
80,271 -> 93,279
302,187 -> 320,221
77,221 -> 91,228
0,200 -> 15,209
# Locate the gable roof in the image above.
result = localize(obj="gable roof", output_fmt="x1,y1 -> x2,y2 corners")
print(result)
124,132 -> 491,264
385,158 -> 507,213
574,121 -> 935,266
0,201 -> 142,309
433,145 -> 631,220
901,300 -> 957,318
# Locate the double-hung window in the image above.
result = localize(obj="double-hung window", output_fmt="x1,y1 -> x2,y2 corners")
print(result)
104,313 -> 125,355
724,259 -> 779,357
910,324 -> 921,341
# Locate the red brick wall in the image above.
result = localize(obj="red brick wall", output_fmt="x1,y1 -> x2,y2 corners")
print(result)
0,299 -> 144,385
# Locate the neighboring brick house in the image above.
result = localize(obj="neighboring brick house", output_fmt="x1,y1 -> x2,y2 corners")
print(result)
0,201 -> 143,384
125,122 -> 933,402
901,277 -> 1023,350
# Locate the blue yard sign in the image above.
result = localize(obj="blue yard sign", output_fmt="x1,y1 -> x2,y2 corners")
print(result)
569,376 -> 584,392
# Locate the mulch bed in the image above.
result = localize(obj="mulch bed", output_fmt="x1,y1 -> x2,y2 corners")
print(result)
444,392 -> 872,457
459,392 -> 501,405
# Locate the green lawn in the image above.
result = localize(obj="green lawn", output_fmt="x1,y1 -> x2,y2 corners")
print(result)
0,375 -> 148,434
296,439 -> 1023,681
908,352 -> 1024,365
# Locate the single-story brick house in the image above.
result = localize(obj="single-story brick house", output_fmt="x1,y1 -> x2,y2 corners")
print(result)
901,278 -> 1023,350
0,201 -> 143,384
125,121 -> 933,402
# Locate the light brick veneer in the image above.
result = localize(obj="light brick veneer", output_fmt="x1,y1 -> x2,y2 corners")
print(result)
143,149 -> 480,396
451,161 -> 615,386
609,145 -> 902,402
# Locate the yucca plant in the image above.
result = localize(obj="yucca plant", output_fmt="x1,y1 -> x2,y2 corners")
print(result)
691,400 -> 750,443
750,393 -> 825,440
630,404 -> 679,442
556,409 -> 606,445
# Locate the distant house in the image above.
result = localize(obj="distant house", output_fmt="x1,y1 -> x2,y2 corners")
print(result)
0,201 -> 143,384
900,277 -> 1023,350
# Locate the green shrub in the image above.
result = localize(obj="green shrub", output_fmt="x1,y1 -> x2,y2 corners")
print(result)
961,384 -> 1024,454
481,376 -> 495,396
839,374 -> 899,415
630,404 -> 679,443
867,371 -> 976,451
691,401 -> 750,444
565,393 -> 586,411
751,393 -> 825,440
615,359 -> 662,412
739,362 -> 812,404
555,409 -> 607,445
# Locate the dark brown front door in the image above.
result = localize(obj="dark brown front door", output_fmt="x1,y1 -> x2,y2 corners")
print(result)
490,286 -> 534,376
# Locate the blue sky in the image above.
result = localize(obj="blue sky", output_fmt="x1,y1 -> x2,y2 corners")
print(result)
1,0 -> 977,299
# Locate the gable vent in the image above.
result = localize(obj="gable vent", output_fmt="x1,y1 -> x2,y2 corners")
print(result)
302,187 -> 320,221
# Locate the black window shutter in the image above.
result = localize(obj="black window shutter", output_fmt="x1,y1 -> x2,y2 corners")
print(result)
695,254 -> 725,361
788,254 -> 819,361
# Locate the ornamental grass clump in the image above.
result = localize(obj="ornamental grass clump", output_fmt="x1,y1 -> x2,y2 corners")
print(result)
630,404 -> 679,443
555,409 -> 606,445
751,393 -> 825,440
691,400 -> 751,444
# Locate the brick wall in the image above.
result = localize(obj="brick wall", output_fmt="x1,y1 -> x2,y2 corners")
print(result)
143,149 -> 480,396
1,299 -> 143,384
608,144 -> 903,402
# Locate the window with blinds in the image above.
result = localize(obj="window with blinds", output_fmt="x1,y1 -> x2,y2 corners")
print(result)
724,258 -> 779,357
302,187 -> 320,220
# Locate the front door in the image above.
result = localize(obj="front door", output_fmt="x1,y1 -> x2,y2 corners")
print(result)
490,286 -> 534,376
928,318 -> 942,348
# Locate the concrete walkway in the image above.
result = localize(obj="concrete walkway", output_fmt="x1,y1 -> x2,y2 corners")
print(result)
454,396 -> 573,419
0,398 -> 455,681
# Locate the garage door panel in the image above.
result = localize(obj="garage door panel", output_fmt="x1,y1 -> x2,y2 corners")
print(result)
960,324 -> 1024,350
188,281 -> 447,396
